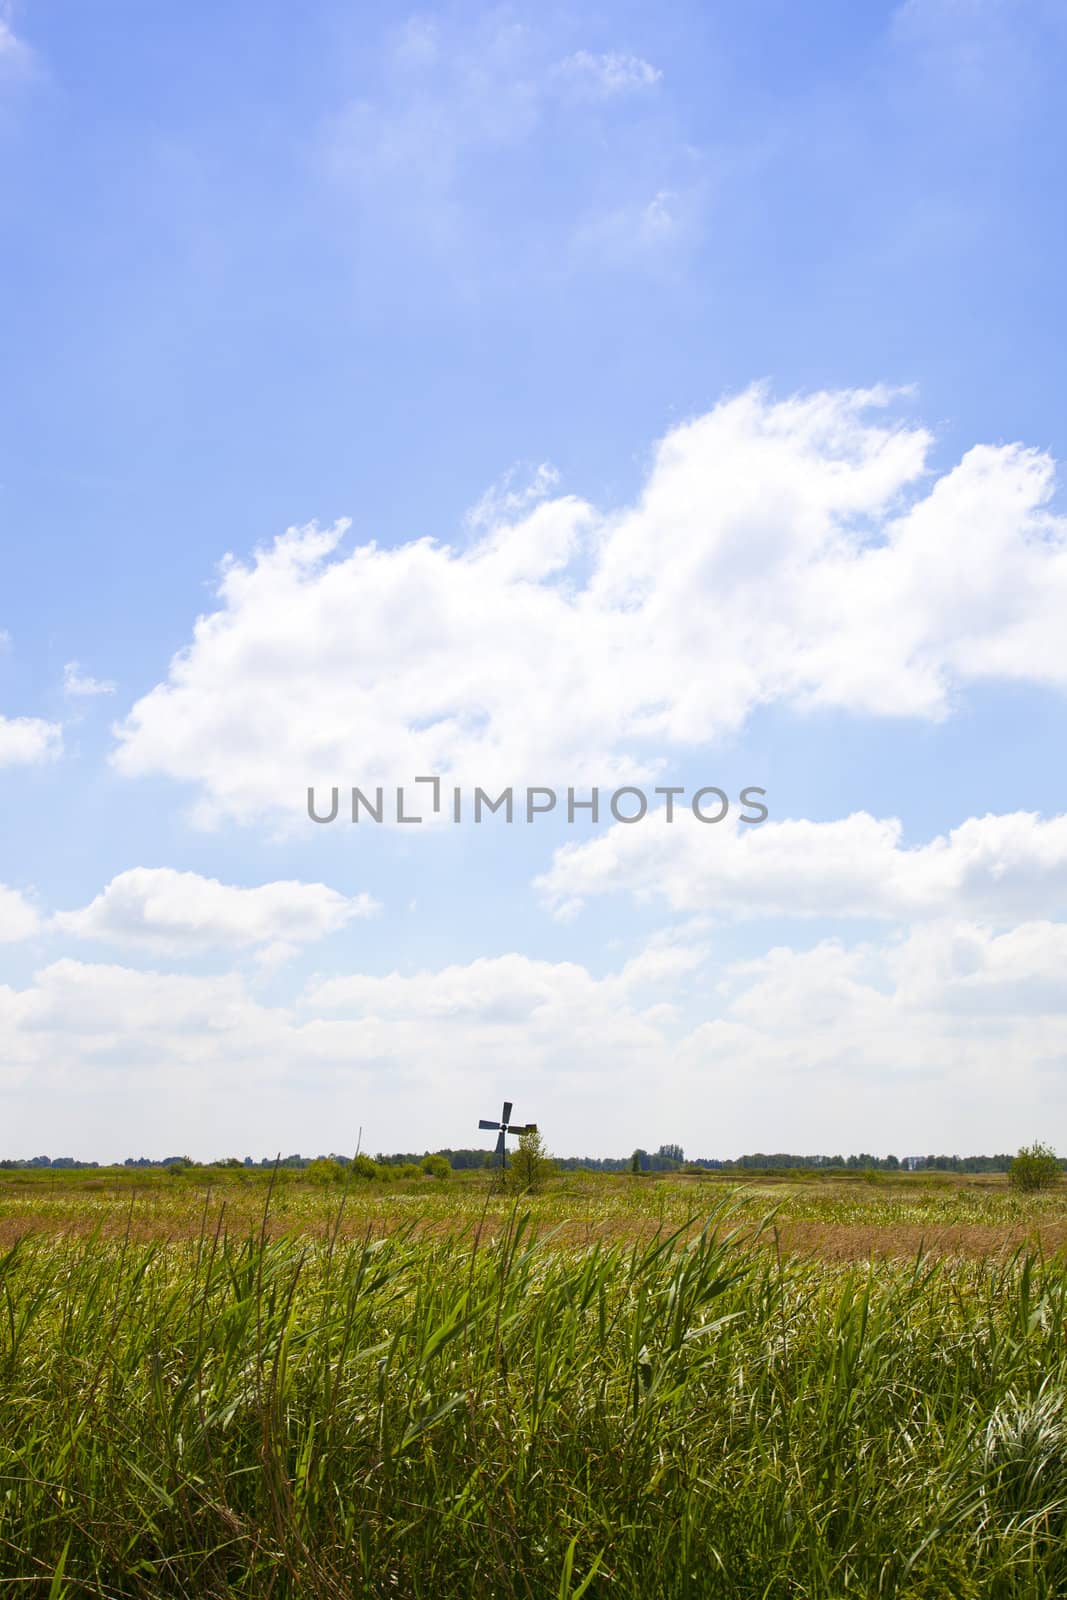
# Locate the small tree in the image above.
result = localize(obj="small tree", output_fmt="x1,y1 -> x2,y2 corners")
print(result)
421,1153 -> 451,1179
511,1128 -> 554,1191
1008,1142 -> 1061,1193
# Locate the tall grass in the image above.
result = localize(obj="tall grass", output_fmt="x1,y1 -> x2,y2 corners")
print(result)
0,1189 -> 1064,1597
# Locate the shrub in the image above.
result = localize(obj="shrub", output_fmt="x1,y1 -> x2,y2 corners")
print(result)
305,1158 -> 346,1186
1008,1142 -> 1061,1193
421,1154 -> 451,1179
350,1154 -> 381,1182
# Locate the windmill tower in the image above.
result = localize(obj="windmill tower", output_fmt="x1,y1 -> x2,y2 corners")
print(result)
478,1099 -> 537,1175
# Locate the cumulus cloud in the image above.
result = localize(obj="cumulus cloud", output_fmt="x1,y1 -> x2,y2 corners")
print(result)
112,387 -> 1067,827
53,867 -> 380,956
0,946 -> 691,1156
0,883 -> 39,942
0,712 -> 62,766
666,917 -> 1067,1151
307,940 -> 702,1022
63,661 -> 116,698
708,918 -> 1067,1068
887,919 -> 1067,1014
536,808 -> 1067,923
2,921 -> 1065,1158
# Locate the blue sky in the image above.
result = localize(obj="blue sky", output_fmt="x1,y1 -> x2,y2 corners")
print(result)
2,0 -> 1066,1161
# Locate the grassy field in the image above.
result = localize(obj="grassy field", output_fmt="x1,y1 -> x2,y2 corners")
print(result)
0,1170 -> 1065,1597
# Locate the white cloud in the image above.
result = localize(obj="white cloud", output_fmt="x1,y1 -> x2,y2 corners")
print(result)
306,942 -> 698,1022
536,808 -> 1067,923
53,867 -> 380,956
887,918 -> 1067,1013
0,947 -> 688,1158
8,958 -> 273,1039
0,883 -> 39,942
112,388 -> 1067,828
554,51 -> 662,98
667,919 -> 1067,1151
707,918 -> 1067,1067
63,661 -> 116,698
0,712 -> 62,766
2,921 -> 1066,1159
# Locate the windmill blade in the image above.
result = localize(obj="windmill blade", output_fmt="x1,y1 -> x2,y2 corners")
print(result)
501,1100 -> 513,1126
478,1119 -> 500,1130
513,1124 -> 537,1135
495,1129 -> 506,1154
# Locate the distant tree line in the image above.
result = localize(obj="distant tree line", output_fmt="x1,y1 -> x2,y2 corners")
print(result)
696,1153 -> 1030,1173
0,1156 -> 101,1170
2,1148 -> 1062,1175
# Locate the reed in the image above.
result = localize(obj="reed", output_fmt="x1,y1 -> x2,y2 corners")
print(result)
0,1185 -> 1064,1596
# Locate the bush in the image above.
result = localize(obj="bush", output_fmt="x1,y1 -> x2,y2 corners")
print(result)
349,1154 -> 381,1182
1008,1142 -> 1061,1193
305,1158 -> 346,1186
421,1154 -> 451,1179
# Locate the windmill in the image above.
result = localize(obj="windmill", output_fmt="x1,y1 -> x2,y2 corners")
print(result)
478,1100 -> 537,1174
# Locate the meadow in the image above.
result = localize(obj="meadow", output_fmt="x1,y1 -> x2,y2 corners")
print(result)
0,1168 -> 1065,1597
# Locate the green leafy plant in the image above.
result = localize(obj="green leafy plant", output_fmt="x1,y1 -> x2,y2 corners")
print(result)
1008,1142 -> 1061,1193
421,1153 -> 451,1179
510,1127 -> 555,1191
305,1157 -> 347,1185
1,1171 -> 1065,1596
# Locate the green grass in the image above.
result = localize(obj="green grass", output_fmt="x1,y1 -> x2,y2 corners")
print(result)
0,1180 -> 1065,1597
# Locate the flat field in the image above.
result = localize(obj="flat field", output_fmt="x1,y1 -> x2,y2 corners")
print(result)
0,1169 -> 1065,1597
